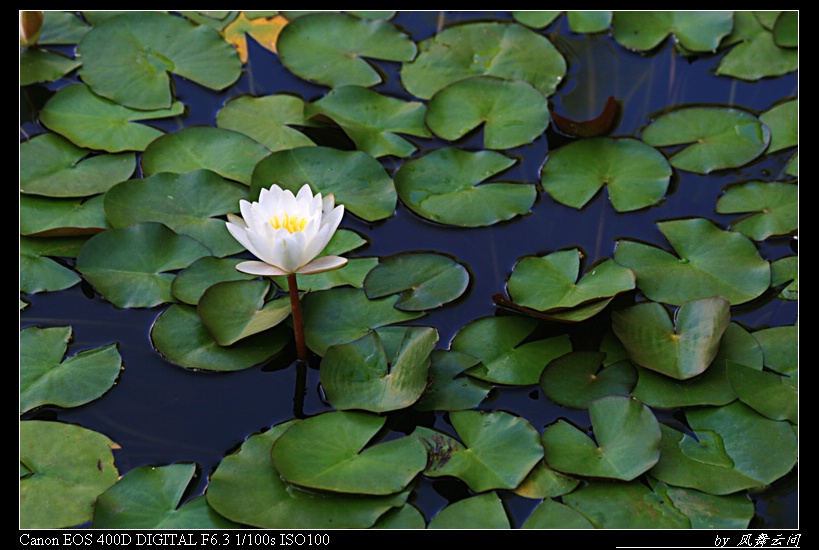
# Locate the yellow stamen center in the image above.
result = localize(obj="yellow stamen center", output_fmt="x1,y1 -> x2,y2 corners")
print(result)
270,214 -> 307,233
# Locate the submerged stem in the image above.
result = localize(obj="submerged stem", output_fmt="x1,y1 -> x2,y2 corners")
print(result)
286,273 -> 308,362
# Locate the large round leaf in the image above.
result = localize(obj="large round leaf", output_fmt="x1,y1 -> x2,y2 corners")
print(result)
394,147 -> 536,227
427,492 -> 511,529
415,410 -> 543,492
20,421 -> 119,529
271,410 -> 427,495
650,401 -> 798,495
141,127 -> 271,186
104,169 -> 249,257
507,249 -> 636,315
641,106 -> 770,174
216,94 -> 316,152
363,252 -> 470,311
452,315 -> 572,385
39,84 -> 184,153
93,463 -> 237,528
207,421 -> 411,528
20,325 -> 122,414
150,304 -> 289,371
540,351 -> 637,409
540,137 -> 672,212
277,12 -> 416,88
613,217 -> 771,306
306,85 -> 431,158
77,11 -> 242,110
612,11 -> 733,52
542,396 -> 661,480
401,21 -> 566,99
20,132 -> 135,197
251,146 -> 396,222
611,296 -> 731,380
321,326 -> 438,412
716,181 -> 798,240
76,222 -> 212,309
426,76 -> 550,150
300,287 -> 423,356
198,280 -> 291,346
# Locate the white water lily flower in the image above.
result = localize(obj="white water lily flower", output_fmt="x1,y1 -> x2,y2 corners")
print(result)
226,184 -> 347,276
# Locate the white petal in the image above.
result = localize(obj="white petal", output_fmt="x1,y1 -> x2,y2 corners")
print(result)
226,212 -> 248,229
226,223 -> 259,258
236,260 -> 290,277
297,256 -> 348,274
296,183 -> 315,202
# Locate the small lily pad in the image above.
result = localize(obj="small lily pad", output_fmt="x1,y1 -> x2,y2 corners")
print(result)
760,98 -> 797,153
540,351 -> 637,409
611,296 -> 731,380
20,236 -> 83,294
612,11 -> 733,52
171,256 -> 256,305
20,48 -> 81,86
76,222 -> 212,309
426,76 -> 550,150
540,137 -> 672,212
394,147 -> 536,227
364,252 -> 470,311
716,11 -> 798,81
543,396 -> 661,480
716,181 -> 798,240
321,326 -> 438,412
271,410 -> 427,495
613,217 -> 771,306
642,106 -> 770,174
20,421 -> 119,529
198,280 -> 291,346
20,326 -> 122,414
413,350 -> 491,412
770,256 -> 797,301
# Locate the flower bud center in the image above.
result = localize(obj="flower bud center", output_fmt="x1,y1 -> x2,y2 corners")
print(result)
270,213 -> 307,233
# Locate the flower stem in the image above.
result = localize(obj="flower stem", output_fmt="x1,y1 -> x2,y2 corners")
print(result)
286,273 -> 308,363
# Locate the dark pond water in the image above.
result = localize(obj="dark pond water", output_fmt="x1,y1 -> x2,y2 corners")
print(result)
20,11 -> 798,529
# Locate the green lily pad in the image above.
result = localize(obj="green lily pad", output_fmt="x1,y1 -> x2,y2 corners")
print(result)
39,84 -> 185,153
773,11 -> 798,48
216,94 -> 316,152
151,303 -> 289,371
363,252 -> 470,311
770,256 -> 797,300
753,325 -> 798,376
415,410 -> 543,492
277,12 -> 416,88
171,256 -> 256,305
20,236 -> 84,294
77,11 -> 242,110
566,11 -> 613,33
426,76 -> 550,150
20,421 -> 119,529
370,504 -> 426,529
394,148 -> 536,227
306,85 -> 431,158
760,98 -> 798,153
321,326 -> 438,412
727,360 -> 797,423
301,287 -> 424,356
507,249 -> 636,315
20,326 -> 122,414
207,421 -> 411,528
20,48 -> 81,86
540,351 -> 638,409
631,322 -> 763,408
716,181 -> 798,240
401,21 -> 566,99
413,350 -> 491,412
141,127 -> 271,186
428,492 -> 510,529
716,11 -> 798,81
642,106 -> 770,174
511,11 -> 562,29
104,169 -> 249,257
611,296 -> 731,380
650,401 -> 798,494
198,280 -> 291,346
522,497 -> 595,529
452,315 -> 572,385
93,463 -> 238,528
271,410 -> 427,495
20,133 -> 135,198
543,396 -> 661,480
613,217 -> 771,306
38,11 -> 91,44
540,137 -> 672,212
251,146 -> 396,222
657,481 -> 755,529
76,222 -> 212,309
20,194 -> 110,237
513,460 -> 580,499
612,11 -> 733,52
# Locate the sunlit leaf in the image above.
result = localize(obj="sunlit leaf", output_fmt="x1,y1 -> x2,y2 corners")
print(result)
222,12 -> 288,63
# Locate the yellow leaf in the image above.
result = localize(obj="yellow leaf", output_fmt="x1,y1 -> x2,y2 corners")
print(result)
222,12 -> 289,63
